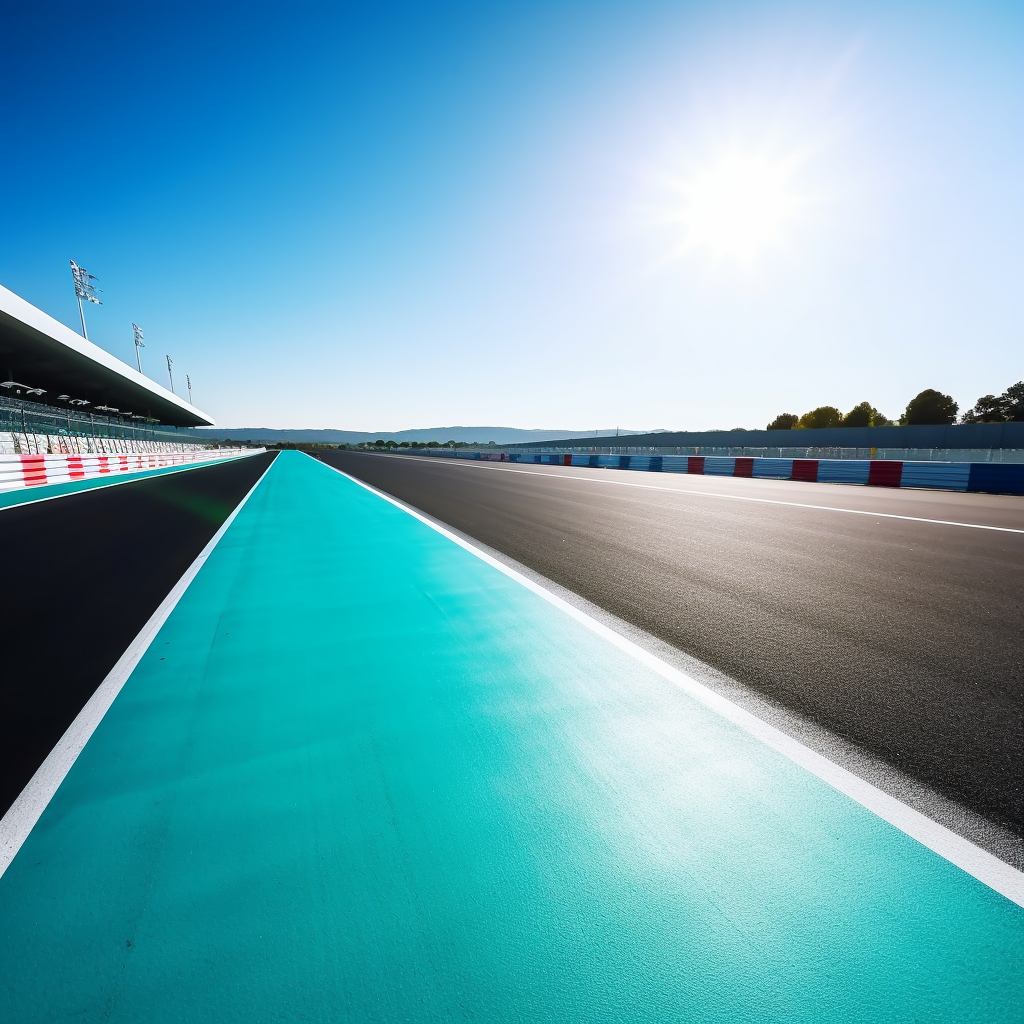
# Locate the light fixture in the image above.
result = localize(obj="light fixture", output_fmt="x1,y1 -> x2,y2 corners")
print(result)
70,260 -> 102,339
1,380 -> 46,395
132,323 -> 145,373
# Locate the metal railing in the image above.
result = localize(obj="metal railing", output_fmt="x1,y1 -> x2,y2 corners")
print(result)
0,393 -> 208,446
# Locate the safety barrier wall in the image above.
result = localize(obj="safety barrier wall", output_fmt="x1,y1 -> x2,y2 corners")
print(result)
505,445 -> 1024,463
517,420 -> 1024,452
0,448 -> 264,493
499,442 -> 1024,462
418,450 -> 509,462
412,448 -> 1022,495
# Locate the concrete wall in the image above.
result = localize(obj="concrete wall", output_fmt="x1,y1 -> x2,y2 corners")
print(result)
525,421 -> 1024,451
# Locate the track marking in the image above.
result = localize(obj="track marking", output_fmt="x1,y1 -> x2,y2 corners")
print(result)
0,450 -> 265,514
0,455 -> 276,878
368,452 -> 1024,534
311,453 -> 1024,906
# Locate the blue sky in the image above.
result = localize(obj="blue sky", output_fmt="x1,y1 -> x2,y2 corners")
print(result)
2,0 -> 1021,430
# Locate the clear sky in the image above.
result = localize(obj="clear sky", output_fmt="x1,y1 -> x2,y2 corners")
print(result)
2,0 -> 1021,431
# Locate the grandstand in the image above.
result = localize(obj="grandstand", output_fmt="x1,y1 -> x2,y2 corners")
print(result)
0,284 -> 215,456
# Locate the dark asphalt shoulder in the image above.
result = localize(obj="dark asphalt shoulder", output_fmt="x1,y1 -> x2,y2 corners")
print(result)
0,452 -> 276,815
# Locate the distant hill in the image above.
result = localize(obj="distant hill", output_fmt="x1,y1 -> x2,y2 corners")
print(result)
195,426 -> 665,445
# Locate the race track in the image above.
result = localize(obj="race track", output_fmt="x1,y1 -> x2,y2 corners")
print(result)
317,450 -> 1024,838
2,451 -> 1020,1022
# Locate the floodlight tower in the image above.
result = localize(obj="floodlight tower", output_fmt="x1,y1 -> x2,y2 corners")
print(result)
166,355 -> 175,393
132,323 -> 145,373
70,260 -> 102,339
186,374 -> 193,404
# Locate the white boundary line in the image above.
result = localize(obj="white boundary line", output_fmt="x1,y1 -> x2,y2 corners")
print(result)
310,454 -> 1024,906
373,453 -> 1024,534
0,450 -> 265,514
0,454 -> 276,878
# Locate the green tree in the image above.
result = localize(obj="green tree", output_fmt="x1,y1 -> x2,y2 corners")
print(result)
840,402 -> 892,428
961,394 -> 1006,423
1007,381 -> 1024,421
767,413 -> 799,430
796,406 -> 844,429
903,389 -> 958,425
841,402 -> 874,427
961,382 -> 1024,423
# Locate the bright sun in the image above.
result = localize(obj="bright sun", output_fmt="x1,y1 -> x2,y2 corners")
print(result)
677,157 -> 797,260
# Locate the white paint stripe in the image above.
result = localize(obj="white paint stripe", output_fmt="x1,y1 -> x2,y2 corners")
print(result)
378,453 -> 1024,534
311,454 -> 1024,906
0,450 -> 265,514
0,455 -> 276,878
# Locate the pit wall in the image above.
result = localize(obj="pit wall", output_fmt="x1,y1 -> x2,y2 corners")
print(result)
415,449 -> 1024,496
0,432 -> 214,456
0,448 -> 263,494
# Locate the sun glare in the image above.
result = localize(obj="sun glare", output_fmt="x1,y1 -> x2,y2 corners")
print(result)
677,157 -> 797,261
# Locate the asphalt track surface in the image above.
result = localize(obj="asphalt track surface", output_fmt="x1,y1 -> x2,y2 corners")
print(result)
317,451 -> 1024,837
0,451 -> 275,816
2,452 -> 1020,1022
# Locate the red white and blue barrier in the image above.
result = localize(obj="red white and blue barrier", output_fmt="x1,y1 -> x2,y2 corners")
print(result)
0,448 -> 263,494
417,449 -> 1023,495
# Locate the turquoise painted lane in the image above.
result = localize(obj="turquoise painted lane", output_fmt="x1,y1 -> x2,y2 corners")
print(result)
1,451 -> 1020,1022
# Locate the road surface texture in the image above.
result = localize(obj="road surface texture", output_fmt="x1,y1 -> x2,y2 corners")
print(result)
317,451 -> 1024,842
0,451 -> 275,815
3,452 -> 1019,1022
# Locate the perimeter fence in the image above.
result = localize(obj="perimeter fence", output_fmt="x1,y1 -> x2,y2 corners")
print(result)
0,394 -> 208,447
499,445 -> 1024,464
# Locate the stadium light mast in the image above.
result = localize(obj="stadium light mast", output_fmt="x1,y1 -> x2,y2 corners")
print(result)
70,260 -> 102,339
166,355 -> 175,393
132,323 -> 145,373
186,374 -> 193,404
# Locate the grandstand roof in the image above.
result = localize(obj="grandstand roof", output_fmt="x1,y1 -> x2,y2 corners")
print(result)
0,285 -> 214,427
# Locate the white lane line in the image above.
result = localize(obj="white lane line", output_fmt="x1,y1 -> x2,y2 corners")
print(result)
0,451 -> 265,514
370,453 -> 1024,534
310,454 -> 1024,906
0,455 -> 277,879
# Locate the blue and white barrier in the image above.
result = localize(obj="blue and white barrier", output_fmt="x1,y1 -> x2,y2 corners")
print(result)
415,448 -> 1023,496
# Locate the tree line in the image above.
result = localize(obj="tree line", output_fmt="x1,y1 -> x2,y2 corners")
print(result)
264,439 -> 496,451
767,381 -> 1023,431
357,440 -> 493,449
